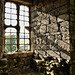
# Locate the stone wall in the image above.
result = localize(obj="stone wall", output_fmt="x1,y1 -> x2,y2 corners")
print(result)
0,0 -> 4,59
69,0 -> 75,75
31,0 -> 70,60
6,51 -> 33,75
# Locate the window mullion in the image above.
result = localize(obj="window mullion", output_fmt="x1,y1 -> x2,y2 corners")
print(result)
16,3 -> 20,52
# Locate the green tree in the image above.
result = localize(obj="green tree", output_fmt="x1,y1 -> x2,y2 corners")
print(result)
5,35 -> 16,52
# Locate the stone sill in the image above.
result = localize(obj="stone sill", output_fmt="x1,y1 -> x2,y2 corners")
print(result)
4,51 -> 33,59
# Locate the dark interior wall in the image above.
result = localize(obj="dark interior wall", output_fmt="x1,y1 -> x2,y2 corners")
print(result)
0,0 -> 4,59
69,0 -> 75,74
31,0 -> 70,60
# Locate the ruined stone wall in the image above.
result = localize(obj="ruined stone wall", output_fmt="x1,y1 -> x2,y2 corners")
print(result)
31,0 -> 70,60
0,0 -> 4,59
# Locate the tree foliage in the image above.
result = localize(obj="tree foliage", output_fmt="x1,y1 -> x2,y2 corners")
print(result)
5,35 -> 16,52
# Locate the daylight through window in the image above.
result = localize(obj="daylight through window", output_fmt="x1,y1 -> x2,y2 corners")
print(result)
4,2 -> 30,52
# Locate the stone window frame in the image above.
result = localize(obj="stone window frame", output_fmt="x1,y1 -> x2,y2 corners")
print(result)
4,1 -> 31,52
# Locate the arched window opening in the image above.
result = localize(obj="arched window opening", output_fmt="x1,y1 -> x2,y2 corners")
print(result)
5,28 -> 17,52
4,2 -> 30,52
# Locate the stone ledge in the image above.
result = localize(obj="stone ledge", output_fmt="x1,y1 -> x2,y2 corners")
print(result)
4,51 -> 33,59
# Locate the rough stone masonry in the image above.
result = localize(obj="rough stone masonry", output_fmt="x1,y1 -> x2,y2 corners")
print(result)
31,0 -> 70,61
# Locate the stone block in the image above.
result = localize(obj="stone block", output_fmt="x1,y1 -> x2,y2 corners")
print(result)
64,44 -> 70,51
46,45 -> 51,50
50,15 -> 56,23
31,21 -> 37,27
60,21 -> 69,27
41,36 -> 46,44
47,50 -> 60,58
58,40 -> 65,48
61,51 -> 70,60
58,14 -> 69,21
31,11 -> 38,19
36,37 -> 41,44
35,16 -> 42,21
37,21 -> 41,25
40,25 -> 46,34
38,50 -> 46,56
36,45 -> 41,50
41,19 -> 49,24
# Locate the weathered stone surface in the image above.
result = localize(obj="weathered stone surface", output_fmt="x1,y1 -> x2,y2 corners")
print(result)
6,51 -> 33,58
31,0 -> 70,60
40,26 -> 46,34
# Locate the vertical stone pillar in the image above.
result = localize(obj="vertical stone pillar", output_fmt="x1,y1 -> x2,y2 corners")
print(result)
69,0 -> 75,75
0,0 -> 4,59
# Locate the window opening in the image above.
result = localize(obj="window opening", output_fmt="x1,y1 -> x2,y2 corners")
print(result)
4,2 -> 30,52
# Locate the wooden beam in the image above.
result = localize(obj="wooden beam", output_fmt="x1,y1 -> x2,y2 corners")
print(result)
5,0 -> 32,5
